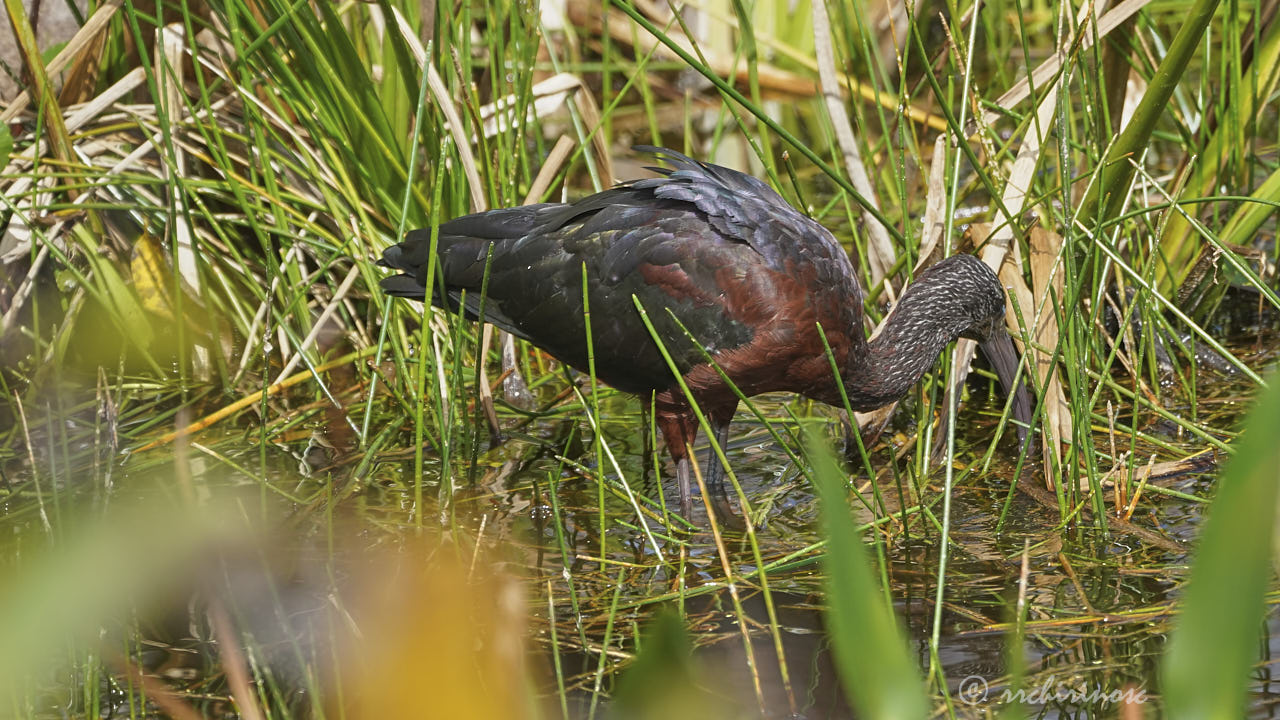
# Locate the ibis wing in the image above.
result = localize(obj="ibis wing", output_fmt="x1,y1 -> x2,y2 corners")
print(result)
377,147 -> 852,393
480,203 -> 767,394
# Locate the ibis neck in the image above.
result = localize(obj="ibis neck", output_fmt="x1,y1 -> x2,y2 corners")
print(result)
841,315 -> 957,412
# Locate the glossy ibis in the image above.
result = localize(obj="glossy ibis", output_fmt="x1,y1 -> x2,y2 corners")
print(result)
379,147 -> 1032,522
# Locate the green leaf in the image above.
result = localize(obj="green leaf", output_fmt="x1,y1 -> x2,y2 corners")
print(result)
805,424 -> 929,719
1219,169 -> 1280,250
40,41 -> 67,66
1163,372 -> 1280,718
613,610 -> 723,720
0,123 -> 12,168
69,224 -> 155,352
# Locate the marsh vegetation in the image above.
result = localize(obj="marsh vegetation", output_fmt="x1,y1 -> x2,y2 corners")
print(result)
1,0 -> 1279,716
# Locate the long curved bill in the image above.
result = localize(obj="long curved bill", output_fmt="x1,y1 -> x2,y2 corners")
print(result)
979,332 -> 1033,447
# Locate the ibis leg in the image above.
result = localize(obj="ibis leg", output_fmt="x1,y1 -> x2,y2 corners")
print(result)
704,403 -> 743,528
657,405 -> 698,520
676,456 -> 694,519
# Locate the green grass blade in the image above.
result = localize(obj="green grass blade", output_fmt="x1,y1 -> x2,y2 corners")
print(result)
1077,0 -> 1222,228
1157,14 -> 1280,285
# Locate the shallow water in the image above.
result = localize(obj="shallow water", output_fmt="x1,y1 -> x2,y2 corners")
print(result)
2,298 -> 1276,718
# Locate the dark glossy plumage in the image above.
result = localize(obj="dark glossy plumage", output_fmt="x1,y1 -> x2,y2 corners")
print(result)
379,146 -> 1031,523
